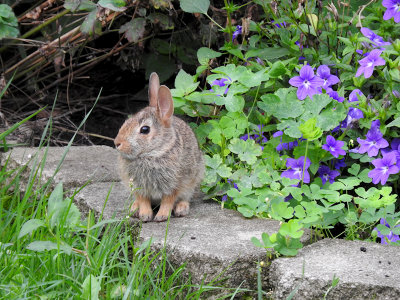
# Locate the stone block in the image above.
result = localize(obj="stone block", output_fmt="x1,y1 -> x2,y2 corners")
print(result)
269,238 -> 400,300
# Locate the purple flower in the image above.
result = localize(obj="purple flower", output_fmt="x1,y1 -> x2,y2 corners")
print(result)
272,20 -> 287,28
393,90 -> 400,98
382,0 -> 400,23
360,27 -> 391,47
381,138 -> 400,164
211,78 -> 230,95
318,165 -> 340,185
368,152 -> 399,184
349,89 -> 365,102
371,119 -> 381,131
322,135 -> 346,158
345,107 -> 364,128
374,218 -> 400,244
289,65 -> 324,100
327,89 -> 344,102
334,158 -> 346,170
273,131 -> 298,152
357,126 -> 389,157
281,156 -> 311,183
241,125 -> 268,143
355,49 -> 386,78
317,65 -> 340,89
295,41 -> 304,50
356,49 -> 370,56
232,25 -> 242,41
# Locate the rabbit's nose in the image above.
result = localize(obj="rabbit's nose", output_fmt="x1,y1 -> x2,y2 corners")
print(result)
114,137 -> 122,149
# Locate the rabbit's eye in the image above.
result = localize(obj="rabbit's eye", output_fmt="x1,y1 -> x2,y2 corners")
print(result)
140,126 -> 150,134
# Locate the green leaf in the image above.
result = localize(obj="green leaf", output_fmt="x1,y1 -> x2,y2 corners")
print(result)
238,206 -> 254,218
358,169 -> 372,183
299,117 -> 322,140
98,0 -> 126,11
82,274 -> 101,300
237,69 -> 269,88
148,13 -> 174,30
26,241 -> 72,254
119,18 -> 146,43
275,234 -> 302,256
348,163 -> 360,176
245,47 -> 290,60
270,202 -> 294,220
174,69 -> 199,95
18,219 -> 45,239
180,0 -> 210,14
387,117 -> 400,128
204,154 -> 232,184
197,47 -> 222,65
0,23 -> 19,39
64,0 -> 96,11
80,9 -> 102,36
0,5 -> 19,39
258,89 -> 304,119
48,182 -> 64,216
302,94 -> 332,118
228,138 -> 262,165
251,237 -> 263,248
279,219 -> 304,239
223,92 -> 245,112
268,61 -> 287,78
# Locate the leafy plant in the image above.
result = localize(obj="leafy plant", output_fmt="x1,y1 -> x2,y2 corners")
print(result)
0,4 -> 19,39
170,0 -> 400,255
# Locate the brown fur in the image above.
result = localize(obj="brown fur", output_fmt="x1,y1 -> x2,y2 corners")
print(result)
114,72 -> 205,222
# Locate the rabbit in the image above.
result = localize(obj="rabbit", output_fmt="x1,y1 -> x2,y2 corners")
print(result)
114,72 -> 205,222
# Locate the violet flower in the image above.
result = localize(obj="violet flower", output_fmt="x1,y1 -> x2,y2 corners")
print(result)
360,27 -> 391,47
318,165 -> 340,185
374,218 -> 400,244
322,135 -> 346,158
232,25 -> 242,41
281,156 -> 311,183
381,138 -> 400,165
240,125 -> 268,144
368,152 -> 399,184
355,49 -> 386,78
272,20 -> 287,28
289,65 -> 324,100
382,0 -> 400,23
273,131 -> 298,152
211,78 -> 230,95
357,126 -> 389,157
349,89 -> 365,102
345,107 -> 364,128
317,65 -> 340,90
327,89 -> 344,102
334,158 -> 346,170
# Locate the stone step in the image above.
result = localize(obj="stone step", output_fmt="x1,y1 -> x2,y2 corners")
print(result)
269,238 -> 400,299
1,146 -> 120,190
3,146 -> 400,297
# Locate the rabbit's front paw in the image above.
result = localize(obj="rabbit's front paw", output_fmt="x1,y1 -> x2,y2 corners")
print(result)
174,201 -> 189,217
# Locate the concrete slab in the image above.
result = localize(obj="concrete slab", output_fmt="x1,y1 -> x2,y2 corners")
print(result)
269,238 -> 400,300
74,179 -> 289,290
74,181 -> 133,220
1,146 -> 120,189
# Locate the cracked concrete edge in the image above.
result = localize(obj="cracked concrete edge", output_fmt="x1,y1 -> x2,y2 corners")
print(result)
269,239 -> 400,300
1,146 -> 121,191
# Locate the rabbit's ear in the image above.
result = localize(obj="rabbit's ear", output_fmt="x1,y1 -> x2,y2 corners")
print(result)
157,85 -> 174,126
149,72 -> 160,107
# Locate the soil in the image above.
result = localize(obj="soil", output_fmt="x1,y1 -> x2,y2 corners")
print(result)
2,61 -> 154,148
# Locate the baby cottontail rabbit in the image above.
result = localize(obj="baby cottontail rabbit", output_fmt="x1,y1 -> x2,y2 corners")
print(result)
114,72 -> 204,222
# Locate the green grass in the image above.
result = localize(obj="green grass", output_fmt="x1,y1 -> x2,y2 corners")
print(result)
0,101 -> 244,299
0,148 -> 240,299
